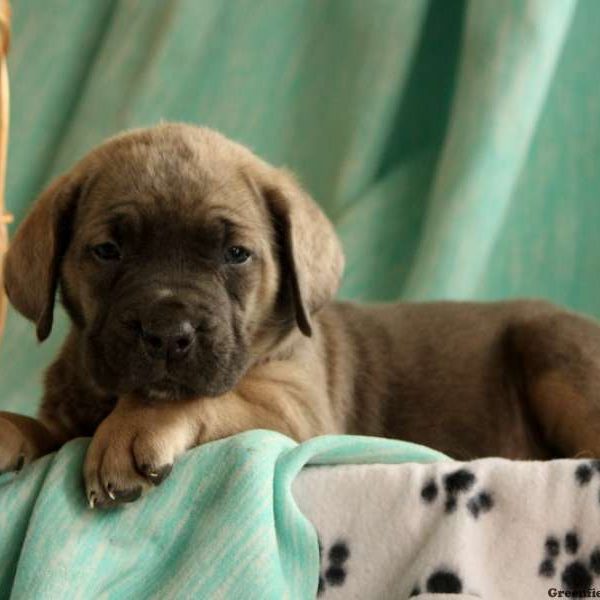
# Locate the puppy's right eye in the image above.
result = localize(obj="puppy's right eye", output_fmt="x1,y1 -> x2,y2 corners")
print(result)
91,242 -> 122,262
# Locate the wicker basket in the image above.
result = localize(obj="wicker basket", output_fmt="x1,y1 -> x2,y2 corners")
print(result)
0,0 -> 10,345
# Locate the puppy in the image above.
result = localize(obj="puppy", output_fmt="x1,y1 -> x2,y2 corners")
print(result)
2,123 -> 600,508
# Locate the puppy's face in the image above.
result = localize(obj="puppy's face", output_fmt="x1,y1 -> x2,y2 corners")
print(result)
4,124 -> 344,401
65,138 -> 278,399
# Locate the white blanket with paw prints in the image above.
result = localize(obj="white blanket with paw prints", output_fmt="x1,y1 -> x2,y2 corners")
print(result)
293,458 -> 600,599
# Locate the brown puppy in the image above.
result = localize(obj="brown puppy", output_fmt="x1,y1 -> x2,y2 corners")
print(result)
2,123 -> 600,508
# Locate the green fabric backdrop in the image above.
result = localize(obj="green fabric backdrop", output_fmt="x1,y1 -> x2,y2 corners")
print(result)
2,0 -> 599,414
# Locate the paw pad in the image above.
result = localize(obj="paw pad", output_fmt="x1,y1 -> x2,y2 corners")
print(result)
317,538 -> 350,596
575,461 -> 600,505
410,567 -> 464,596
421,468 -> 494,519
538,530 -> 600,592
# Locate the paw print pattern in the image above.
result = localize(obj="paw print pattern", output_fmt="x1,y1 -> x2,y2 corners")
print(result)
410,567 -> 464,596
538,530 -> 600,592
575,461 -> 600,503
317,538 -> 350,596
421,468 -> 494,519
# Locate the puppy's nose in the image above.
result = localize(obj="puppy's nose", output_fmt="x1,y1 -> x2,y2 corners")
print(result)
140,320 -> 195,361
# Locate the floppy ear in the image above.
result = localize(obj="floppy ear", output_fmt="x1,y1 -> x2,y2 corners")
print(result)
261,169 -> 344,337
3,174 -> 80,341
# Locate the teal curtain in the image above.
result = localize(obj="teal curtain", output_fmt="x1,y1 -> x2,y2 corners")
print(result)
2,0 -> 598,414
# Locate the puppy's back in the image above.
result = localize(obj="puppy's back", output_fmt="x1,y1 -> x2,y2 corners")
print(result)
318,298 -> 563,458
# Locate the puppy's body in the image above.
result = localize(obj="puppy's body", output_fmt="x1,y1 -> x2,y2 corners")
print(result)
319,299 -> 564,459
37,297 -> 600,462
2,123 -> 600,507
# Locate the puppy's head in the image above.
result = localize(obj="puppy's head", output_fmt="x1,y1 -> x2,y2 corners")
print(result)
3,124 -> 344,400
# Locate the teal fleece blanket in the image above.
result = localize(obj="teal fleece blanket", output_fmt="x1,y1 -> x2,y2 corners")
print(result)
0,431 -> 445,599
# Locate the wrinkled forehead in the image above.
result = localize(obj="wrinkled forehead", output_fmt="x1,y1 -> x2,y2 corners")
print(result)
76,137 -> 267,234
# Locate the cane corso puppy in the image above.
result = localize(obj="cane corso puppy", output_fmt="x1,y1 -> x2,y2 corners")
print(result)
2,123 -> 600,508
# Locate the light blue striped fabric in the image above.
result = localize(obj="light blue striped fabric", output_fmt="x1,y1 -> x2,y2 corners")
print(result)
0,431 -> 446,599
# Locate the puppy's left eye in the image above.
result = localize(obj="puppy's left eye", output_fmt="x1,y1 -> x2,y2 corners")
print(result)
224,246 -> 251,264
92,242 -> 122,262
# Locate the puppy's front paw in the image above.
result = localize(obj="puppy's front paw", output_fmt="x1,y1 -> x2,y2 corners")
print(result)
0,416 -> 31,473
84,404 -> 194,509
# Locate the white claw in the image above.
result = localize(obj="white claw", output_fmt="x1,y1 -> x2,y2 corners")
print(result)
148,471 -> 159,479
107,489 -> 116,500
89,493 -> 96,509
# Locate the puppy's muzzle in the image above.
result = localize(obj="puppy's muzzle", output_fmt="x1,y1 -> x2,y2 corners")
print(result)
140,317 -> 195,362
128,298 -> 200,364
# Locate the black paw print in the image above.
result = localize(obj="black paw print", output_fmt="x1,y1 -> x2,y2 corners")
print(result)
538,530 -> 600,592
317,538 -> 350,596
421,468 -> 494,519
575,461 -> 600,503
410,567 -> 464,596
